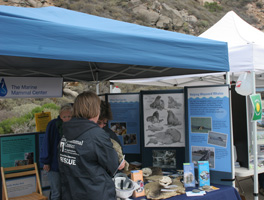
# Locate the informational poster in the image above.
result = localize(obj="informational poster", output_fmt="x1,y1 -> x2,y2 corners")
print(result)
108,94 -> 140,154
187,86 -> 231,172
0,135 -> 36,168
5,176 -> 36,198
143,93 -> 185,147
35,112 -> 51,132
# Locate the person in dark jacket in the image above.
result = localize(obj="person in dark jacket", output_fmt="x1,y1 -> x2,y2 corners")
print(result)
58,91 -> 125,200
40,104 -> 73,200
98,100 -> 122,146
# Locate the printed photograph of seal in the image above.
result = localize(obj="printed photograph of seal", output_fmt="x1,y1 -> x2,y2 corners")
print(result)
191,117 -> 212,133
191,146 -> 215,168
208,131 -> 227,147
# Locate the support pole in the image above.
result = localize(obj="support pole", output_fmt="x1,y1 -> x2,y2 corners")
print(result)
96,72 -> 99,95
252,71 -> 258,200
110,82 -> 114,93
226,72 -> 235,188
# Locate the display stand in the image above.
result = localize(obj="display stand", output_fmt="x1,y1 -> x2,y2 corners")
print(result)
185,85 -> 233,186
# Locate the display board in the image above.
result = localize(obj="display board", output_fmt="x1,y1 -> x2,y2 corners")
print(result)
185,85 -> 233,185
0,132 -> 48,198
0,134 -> 36,168
107,93 -> 140,154
140,90 -> 185,170
4,176 -> 36,198
143,92 -> 185,148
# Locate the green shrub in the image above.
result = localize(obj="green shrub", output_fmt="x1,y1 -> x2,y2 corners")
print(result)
42,103 -> 60,110
204,2 -> 223,12
198,20 -> 209,28
0,103 -> 59,134
0,127 -> 4,135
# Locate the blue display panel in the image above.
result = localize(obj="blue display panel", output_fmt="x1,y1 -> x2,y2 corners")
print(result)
186,85 -> 232,173
108,94 -> 140,154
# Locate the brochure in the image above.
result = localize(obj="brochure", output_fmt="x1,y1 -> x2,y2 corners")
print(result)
198,161 -> 210,187
113,155 -> 125,176
186,190 -> 206,196
183,163 -> 195,188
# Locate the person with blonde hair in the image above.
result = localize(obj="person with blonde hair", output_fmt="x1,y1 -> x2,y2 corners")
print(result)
40,103 -> 73,200
58,91 -> 124,200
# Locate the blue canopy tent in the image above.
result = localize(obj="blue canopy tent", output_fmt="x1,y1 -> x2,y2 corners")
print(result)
0,6 -> 229,82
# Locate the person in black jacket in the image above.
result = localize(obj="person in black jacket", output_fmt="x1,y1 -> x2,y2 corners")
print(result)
58,91 -> 125,200
98,100 -> 122,146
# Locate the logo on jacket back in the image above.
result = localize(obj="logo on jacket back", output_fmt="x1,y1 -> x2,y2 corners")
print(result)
0,78 -> 8,97
60,141 -> 65,152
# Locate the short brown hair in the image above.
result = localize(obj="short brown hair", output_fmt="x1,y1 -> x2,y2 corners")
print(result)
99,101 -> 113,121
73,91 -> 101,119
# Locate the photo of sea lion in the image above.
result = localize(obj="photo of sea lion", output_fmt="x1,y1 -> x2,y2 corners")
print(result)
146,111 -> 163,124
167,110 -> 182,126
168,96 -> 182,109
147,128 -> 181,145
150,95 -> 165,110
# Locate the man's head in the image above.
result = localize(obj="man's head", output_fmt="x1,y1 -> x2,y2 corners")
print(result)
98,101 -> 113,128
59,104 -> 73,122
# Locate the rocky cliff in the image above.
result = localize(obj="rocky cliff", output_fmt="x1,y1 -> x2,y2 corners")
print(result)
1,0 -> 263,36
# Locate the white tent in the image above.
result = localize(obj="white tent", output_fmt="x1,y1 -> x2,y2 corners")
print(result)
112,11 -> 264,86
200,10 -> 264,73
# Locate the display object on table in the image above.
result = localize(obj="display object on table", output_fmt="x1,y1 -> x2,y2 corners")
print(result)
114,173 -> 140,200
186,190 -> 206,196
131,170 -> 145,198
198,161 -> 210,187
183,162 -> 195,188
144,175 -> 185,199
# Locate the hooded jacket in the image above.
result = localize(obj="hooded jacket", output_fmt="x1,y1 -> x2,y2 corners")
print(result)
58,118 -> 119,200
40,116 -> 62,172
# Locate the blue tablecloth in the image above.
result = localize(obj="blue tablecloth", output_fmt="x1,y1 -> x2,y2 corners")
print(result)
133,184 -> 241,200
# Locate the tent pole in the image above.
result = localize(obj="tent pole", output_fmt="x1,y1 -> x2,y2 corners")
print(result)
110,82 -> 114,93
96,72 -> 99,95
226,72 -> 236,188
252,71 -> 258,200
96,83 -> 99,95
226,72 -> 230,85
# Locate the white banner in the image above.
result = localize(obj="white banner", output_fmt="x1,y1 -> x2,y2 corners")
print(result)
0,77 -> 63,98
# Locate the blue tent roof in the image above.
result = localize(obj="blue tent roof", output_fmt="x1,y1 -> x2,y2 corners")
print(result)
0,6 -> 229,82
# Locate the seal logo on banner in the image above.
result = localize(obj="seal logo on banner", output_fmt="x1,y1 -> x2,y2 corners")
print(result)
0,78 -> 8,97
